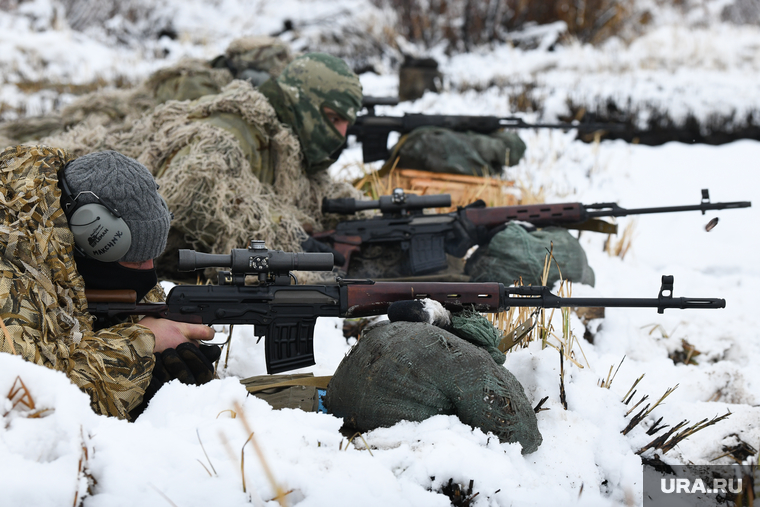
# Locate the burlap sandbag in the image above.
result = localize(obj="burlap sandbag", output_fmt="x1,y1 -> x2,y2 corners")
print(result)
465,223 -> 595,287
325,321 -> 542,454
391,126 -> 526,176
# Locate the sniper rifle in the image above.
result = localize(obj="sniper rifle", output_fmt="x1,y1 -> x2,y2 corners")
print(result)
86,240 -> 725,374
314,188 -> 751,276
349,96 -> 629,163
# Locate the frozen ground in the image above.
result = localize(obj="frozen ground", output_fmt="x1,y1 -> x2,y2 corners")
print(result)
1,1 -> 759,506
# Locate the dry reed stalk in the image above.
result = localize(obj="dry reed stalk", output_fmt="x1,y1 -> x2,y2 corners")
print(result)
622,384 -> 679,435
488,246 -> 592,373
533,396 -> 550,413
234,401 -> 289,507
148,485 -> 180,507
6,375 -> 35,412
641,323 -> 680,340
344,432 -> 374,456
223,324 -> 234,369
72,427 -> 95,507
636,412 -> 732,455
559,345 -> 568,410
598,356 -> 626,389
218,418 -> 266,506
196,429 -> 218,477
622,374 -> 645,404
538,247 -> 590,369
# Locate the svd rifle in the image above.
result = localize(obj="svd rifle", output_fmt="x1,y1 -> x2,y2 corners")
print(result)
314,188 -> 751,276
348,96 -> 629,163
86,241 -> 726,375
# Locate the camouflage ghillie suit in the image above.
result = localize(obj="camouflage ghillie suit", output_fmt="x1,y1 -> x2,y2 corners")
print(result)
0,145 -> 160,420
211,36 -> 293,87
0,37 -> 293,148
147,35 -> 294,105
43,53 -> 363,278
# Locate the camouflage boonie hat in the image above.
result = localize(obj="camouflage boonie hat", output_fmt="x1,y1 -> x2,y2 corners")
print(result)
259,53 -> 362,174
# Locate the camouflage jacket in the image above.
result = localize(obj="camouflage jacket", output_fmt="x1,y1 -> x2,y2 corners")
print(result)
0,145 -> 158,420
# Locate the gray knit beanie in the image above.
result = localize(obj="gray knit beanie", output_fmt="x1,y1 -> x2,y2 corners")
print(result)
63,151 -> 172,262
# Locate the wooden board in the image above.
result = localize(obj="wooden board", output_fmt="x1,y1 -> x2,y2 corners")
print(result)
356,168 -> 518,210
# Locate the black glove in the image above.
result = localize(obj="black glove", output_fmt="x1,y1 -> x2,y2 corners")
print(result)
161,343 -> 221,385
301,237 -> 346,266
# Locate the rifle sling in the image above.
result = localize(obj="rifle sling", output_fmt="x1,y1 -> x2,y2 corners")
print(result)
240,375 -> 332,394
565,218 -> 618,235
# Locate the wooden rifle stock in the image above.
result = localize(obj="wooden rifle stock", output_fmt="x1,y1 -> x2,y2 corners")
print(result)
463,202 -> 586,229
84,289 -> 138,303
344,281 -> 503,317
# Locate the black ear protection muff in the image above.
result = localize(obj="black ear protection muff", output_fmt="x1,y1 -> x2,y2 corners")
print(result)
58,163 -> 132,262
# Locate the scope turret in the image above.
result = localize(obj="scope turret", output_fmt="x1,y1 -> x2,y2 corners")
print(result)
322,188 -> 452,215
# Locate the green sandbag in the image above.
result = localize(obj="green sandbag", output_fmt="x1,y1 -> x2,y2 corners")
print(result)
325,321 -> 542,454
465,222 -> 595,287
450,310 -> 505,365
393,126 -> 526,176
488,130 -> 527,167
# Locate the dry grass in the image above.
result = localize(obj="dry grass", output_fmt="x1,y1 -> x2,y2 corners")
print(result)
617,375 -> 732,456
486,245 -> 589,371
0,75 -> 137,121
604,220 -> 636,259
598,356 -> 625,389
669,339 -> 701,366
72,427 -> 95,507
636,411 -> 732,455
233,401 -> 289,506
13,75 -> 135,95
513,179 -> 547,205
4,375 -> 53,419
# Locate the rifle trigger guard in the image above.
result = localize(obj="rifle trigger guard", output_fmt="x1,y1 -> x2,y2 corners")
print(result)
658,275 -> 675,314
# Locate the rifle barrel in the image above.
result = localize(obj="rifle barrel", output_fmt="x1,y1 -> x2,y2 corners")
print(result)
499,118 -> 627,132
585,201 -> 752,218
504,295 -> 726,310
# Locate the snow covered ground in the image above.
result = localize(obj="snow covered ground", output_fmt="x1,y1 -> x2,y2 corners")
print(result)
1,1 -> 759,506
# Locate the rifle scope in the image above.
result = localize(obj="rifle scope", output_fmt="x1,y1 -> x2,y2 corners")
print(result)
178,244 -> 334,274
323,190 -> 452,215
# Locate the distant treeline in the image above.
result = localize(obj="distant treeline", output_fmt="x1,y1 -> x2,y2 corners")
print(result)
372,0 -> 632,49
